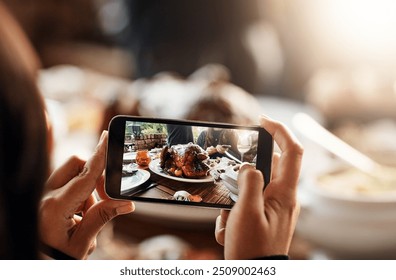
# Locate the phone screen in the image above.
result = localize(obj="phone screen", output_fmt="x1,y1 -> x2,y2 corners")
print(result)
105,116 -> 273,209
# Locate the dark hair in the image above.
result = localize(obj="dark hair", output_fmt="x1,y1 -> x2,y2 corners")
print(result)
0,2 -> 48,259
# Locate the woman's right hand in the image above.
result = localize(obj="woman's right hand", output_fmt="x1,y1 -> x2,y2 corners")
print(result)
215,116 -> 303,259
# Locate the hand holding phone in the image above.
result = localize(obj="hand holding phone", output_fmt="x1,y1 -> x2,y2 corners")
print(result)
215,116 -> 304,259
105,116 -> 273,209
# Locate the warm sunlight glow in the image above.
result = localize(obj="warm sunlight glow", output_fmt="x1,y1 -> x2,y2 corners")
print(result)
309,0 -> 396,64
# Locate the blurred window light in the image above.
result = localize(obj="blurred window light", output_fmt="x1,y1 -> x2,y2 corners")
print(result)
307,0 -> 396,63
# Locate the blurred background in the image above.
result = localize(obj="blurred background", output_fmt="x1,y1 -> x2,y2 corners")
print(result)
4,0 -> 396,259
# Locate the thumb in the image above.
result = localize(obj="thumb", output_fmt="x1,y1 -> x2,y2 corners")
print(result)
76,200 -> 134,243
236,164 -> 265,213
215,209 -> 230,246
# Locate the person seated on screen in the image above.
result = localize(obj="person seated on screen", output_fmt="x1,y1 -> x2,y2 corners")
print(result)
196,128 -> 240,160
166,124 -> 194,147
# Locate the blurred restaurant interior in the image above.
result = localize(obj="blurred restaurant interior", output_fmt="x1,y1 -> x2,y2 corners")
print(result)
4,0 -> 396,259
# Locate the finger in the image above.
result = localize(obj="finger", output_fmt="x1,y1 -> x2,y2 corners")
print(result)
94,173 -> 133,210
94,174 -> 110,200
215,215 -> 225,245
94,173 -> 134,216
73,199 -> 134,245
220,209 -> 230,220
76,193 -> 97,214
259,116 -> 303,192
62,131 -> 108,209
270,152 -> 281,181
236,164 -> 265,213
215,210 -> 230,246
45,156 -> 86,191
260,116 -> 302,155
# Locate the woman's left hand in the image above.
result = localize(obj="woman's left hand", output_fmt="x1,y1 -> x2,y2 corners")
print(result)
39,131 -> 135,259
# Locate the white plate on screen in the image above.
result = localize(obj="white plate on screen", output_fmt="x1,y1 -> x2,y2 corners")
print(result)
148,159 -> 214,183
121,169 -> 151,193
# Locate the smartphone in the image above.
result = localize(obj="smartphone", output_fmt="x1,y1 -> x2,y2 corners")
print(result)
105,115 -> 273,209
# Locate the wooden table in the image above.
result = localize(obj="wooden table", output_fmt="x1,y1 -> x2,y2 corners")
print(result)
98,160 -> 310,260
124,166 -> 235,207
101,159 -> 230,259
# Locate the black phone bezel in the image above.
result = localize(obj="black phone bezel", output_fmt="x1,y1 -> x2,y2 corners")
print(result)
105,115 -> 273,209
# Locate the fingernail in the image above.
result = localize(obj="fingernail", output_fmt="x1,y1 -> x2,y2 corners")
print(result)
116,202 -> 134,215
99,130 -> 107,143
95,131 -> 108,151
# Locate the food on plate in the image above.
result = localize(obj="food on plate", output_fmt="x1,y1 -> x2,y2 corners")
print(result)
160,143 -> 210,178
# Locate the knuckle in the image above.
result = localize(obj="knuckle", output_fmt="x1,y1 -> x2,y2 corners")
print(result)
40,195 -> 57,211
267,196 -> 299,217
292,142 -> 304,157
266,197 -> 282,212
67,155 -> 84,165
78,166 -> 89,177
284,199 -> 300,220
98,208 -> 116,224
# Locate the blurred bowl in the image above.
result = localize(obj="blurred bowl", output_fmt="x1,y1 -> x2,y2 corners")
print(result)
297,165 -> 396,259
